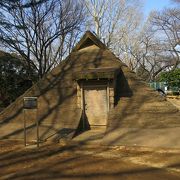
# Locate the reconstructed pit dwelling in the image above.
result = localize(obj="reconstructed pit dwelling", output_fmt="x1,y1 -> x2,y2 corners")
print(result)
0,31 -> 180,148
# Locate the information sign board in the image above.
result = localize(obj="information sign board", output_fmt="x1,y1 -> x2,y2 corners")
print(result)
23,97 -> 37,109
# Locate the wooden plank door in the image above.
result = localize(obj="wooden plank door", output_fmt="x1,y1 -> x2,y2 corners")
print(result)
84,86 -> 107,126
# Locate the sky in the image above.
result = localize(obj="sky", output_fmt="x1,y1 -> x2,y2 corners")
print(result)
144,0 -> 174,17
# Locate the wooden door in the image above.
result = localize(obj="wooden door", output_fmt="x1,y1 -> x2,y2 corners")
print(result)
84,86 -> 107,126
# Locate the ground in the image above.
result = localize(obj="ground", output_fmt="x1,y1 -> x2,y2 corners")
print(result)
1,141 -> 180,180
167,97 -> 180,110
0,97 -> 179,179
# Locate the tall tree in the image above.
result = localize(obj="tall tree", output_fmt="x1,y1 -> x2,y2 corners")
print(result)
83,0 -> 143,48
150,1 -> 180,71
0,0 -> 84,79
0,0 -> 48,8
131,0 -> 180,81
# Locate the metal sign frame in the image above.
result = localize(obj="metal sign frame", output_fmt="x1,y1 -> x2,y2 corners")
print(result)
23,97 -> 38,109
23,97 -> 39,147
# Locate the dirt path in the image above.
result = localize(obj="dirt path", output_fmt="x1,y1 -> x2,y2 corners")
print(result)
167,98 -> 180,110
0,141 -> 180,180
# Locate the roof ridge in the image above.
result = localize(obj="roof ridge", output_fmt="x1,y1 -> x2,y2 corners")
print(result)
72,31 -> 107,52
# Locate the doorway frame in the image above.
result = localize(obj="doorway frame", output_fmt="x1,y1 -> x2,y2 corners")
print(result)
78,80 -> 112,128
83,84 -> 109,127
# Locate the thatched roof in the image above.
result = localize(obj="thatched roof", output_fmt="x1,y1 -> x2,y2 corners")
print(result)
72,31 -> 107,51
73,67 -> 120,80
0,31 -> 180,147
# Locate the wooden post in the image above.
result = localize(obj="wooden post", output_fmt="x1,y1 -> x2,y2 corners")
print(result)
36,109 -> 39,148
107,81 -> 110,112
23,109 -> 26,146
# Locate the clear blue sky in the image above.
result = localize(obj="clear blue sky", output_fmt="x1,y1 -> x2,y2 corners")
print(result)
144,0 -> 173,17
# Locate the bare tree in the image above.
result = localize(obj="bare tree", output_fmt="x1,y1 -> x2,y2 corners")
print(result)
0,0 -> 84,79
83,0 -> 143,48
133,3 -> 180,82
150,6 -> 180,71
0,0 -> 48,8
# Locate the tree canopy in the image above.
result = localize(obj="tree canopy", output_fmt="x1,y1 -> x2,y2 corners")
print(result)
0,50 -> 37,108
158,69 -> 180,88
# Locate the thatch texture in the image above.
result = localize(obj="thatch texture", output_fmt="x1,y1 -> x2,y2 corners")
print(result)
0,31 -> 179,147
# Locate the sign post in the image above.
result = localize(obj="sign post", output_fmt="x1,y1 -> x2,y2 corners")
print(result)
23,109 -> 26,146
23,97 -> 38,147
